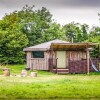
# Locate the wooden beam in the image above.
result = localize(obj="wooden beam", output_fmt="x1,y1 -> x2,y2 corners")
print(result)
50,47 -> 54,72
86,44 -> 90,75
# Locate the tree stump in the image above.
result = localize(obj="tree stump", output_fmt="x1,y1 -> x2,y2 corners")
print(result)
2,68 -> 10,76
30,72 -> 37,77
21,70 -> 28,77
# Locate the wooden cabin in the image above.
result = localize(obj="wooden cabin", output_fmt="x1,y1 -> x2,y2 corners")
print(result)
23,39 -> 99,74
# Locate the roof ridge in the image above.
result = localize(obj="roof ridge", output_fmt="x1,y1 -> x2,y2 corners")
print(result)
23,39 -> 68,51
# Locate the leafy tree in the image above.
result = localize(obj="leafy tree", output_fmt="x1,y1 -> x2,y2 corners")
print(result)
41,22 -> 66,42
63,22 -> 88,42
21,6 -> 65,46
86,26 -> 100,58
80,24 -> 89,41
0,5 -> 65,64
63,22 -> 78,42
0,29 -> 28,64
3,5 -> 65,46
0,13 -> 29,64
87,26 -> 100,43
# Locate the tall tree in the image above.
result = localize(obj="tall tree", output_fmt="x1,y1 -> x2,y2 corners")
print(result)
86,26 -> 100,58
0,5 -> 65,64
21,6 -> 65,46
63,22 -> 78,42
0,30 -> 28,64
63,22 -> 89,42
80,24 -> 89,41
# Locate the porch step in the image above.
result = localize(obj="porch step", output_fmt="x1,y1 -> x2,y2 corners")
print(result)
57,72 -> 69,75
53,69 -> 69,74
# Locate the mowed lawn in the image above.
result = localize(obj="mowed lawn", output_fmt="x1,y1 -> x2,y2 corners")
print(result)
0,65 -> 100,99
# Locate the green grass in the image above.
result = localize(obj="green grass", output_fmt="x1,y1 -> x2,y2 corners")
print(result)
0,64 -> 54,76
0,65 -> 100,99
0,64 -> 25,75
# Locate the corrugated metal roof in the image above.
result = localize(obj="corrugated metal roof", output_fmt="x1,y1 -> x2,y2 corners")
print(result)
23,39 -> 68,51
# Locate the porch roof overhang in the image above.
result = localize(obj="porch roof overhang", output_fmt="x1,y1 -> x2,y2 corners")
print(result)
50,43 -> 98,51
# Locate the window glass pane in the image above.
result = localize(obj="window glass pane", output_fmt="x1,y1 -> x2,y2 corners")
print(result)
32,51 -> 44,58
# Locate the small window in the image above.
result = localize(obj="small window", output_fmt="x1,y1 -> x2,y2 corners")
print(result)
32,51 -> 44,58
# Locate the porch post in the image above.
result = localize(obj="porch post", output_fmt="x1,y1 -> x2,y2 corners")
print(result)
86,44 -> 90,74
49,47 -> 54,72
51,48 -> 54,72
30,59 -> 31,69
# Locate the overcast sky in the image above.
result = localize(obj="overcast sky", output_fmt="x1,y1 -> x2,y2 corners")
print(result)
0,0 -> 100,27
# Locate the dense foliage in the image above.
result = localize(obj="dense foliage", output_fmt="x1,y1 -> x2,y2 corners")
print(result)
63,22 -> 100,58
0,27 -> 28,64
0,5 -> 65,64
63,22 -> 89,42
86,26 -> 100,58
0,5 -> 99,64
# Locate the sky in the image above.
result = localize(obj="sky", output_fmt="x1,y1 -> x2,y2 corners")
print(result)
0,0 -> 100,27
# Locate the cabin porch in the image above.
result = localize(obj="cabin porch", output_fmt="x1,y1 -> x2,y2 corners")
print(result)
49,58 -> 99,74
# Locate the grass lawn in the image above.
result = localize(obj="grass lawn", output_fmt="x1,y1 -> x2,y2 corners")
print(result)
0,65 -> 100,99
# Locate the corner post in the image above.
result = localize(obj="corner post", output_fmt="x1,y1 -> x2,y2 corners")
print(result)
86,44 -> 90,75
49,46 -> 54,72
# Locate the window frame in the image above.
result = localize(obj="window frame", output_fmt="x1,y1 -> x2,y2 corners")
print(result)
32,51 -> 44,58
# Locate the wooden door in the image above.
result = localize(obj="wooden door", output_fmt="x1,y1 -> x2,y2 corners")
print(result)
56,51 -> 66,68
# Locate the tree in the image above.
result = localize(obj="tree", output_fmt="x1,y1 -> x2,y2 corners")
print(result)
0,30 -> 28,64
41,22 -> 66,42
80,24 -> 89,41
0,14 -> 29,64
87,26 -> 100,43
21,6 -> 65,46
63,22 -> 78,42
3,5 -> 65,46
63,22 -> 89,42
0,5 -> 65,64
86,26 -> 100,58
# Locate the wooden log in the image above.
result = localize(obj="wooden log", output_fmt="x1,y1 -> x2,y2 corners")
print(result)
21,70 -> 28,77
30,72 -> 37,77
2,68 -> 10,76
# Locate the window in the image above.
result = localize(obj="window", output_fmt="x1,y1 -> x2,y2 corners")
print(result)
32,51 -> 44,58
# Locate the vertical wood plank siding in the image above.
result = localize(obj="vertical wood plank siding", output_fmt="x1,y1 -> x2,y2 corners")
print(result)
67,51 -> 86,61
48,51 -> 87,70
27,50 -> 99,73
26,52 -> 32,68
27,52 -> 50,70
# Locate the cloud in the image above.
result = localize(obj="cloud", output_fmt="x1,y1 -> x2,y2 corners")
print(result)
0,0 -> 100,9
63,0 -> 100,8
0,0 -> 100,26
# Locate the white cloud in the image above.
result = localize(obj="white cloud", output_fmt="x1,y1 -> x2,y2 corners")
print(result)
0,0 -> 100,27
